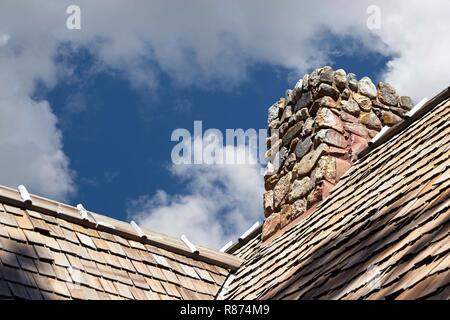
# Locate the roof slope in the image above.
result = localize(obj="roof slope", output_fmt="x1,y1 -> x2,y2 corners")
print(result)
0,187 -> 241,300
224,91 -> 450,300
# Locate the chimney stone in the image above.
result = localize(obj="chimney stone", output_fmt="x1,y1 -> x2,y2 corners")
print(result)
262,66 -> 412,242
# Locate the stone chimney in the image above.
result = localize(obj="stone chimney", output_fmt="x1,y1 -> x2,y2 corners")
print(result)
262,66 -> 413,242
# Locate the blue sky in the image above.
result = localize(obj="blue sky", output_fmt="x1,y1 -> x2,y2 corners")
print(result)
1,1 -> 449,248
41,40 -> 388,225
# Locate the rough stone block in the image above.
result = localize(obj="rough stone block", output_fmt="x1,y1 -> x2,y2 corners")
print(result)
268,98 -> 286,124
301,118 -> 315,136
377,82 -> 399,106
317,108 -> 344,133
382,110 -> 403,126
262,212 -> 281,241
347,73 -> 358,91
359,111 -> 382,130
340,111 -> 359,124
312,156 -> 336,184
334,69 -> 347,91
264,174 -> 279,191
335,158 -> 352,181
319,66 -> 334,85
358,77 -> 377,99
273,172 -> 292,209
315,83 -> 340,101
263,190 -> 274,217
289,177 -> 314,202
353,93 -> 372,112
294,91 -> 313,112
294,136 -> 313,159
293,143 -> 327,178
349,133 -> 369,155
291,199 -> 307,219
399,96 -> 414,110
280,205 -> 293,228
311,96 -> 338,115
343,122 -> 369,138
342,99 -> 361,116
282,121 -> 303,146
316,129 -> 348,148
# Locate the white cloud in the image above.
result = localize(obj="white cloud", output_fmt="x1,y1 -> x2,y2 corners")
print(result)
4,1 -> 448,94
376,1 -> 450,99
64,0 -> 448,100
127,136 -> 264,249
0,94 -> 75,199
0,15 -> 74,199
0,1 -> 449,208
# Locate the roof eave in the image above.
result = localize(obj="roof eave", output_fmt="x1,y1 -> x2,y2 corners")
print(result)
0,185 -> 243,270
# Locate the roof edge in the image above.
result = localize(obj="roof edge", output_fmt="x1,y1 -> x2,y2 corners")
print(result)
358,86 -> 450,159
225,224 -> 262,255
0,185 -> 243,270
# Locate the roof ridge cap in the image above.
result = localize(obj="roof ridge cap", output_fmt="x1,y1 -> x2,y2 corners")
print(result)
357,86 -> 450,159
0,184 -> 242,270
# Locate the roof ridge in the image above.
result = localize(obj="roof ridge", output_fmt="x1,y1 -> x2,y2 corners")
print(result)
224,223 -> 262,255
358,86 -> 450,159
0,184 -> 242,270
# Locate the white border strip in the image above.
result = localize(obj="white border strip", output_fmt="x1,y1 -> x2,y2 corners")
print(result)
76,204 -> 89,221
17,185 -> 32,205
130,220 -> 147,239
217,274 -> 236,300
369,126 -> 390,145
238,221 -> 261,242
219,240 -> 234,253
96,220 -> 116,229
406,97 -> 429,118
181,234 -> 199,254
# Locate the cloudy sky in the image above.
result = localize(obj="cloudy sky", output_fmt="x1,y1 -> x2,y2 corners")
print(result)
0,0 -> 449,249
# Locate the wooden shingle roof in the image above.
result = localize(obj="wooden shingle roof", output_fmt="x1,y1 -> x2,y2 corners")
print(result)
0,186 -> 242,300
224,89 -> 450,300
